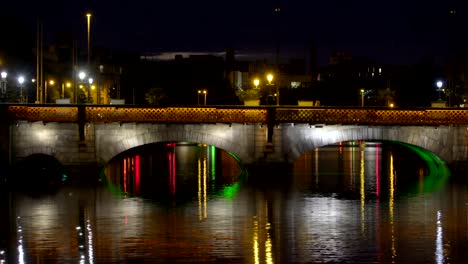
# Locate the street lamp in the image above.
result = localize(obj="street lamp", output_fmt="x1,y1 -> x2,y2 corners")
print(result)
267,73 -> 273,84
88,77 -> 93,103
266,73 -> 276,105
198,89 -> 207,105
1,71 -> 7,99
86,12 -> 92,67
253,78 -> 260,89
79,71 -> 86,82
44,79 -> 54,103
62,82 -> 71,98
360,89 -> 365,107
436,80 -> 443,100
18,76 -> 25,103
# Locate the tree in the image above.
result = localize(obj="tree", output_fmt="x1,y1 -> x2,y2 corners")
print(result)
145,87 -> 166,105
376,88 -> 396,106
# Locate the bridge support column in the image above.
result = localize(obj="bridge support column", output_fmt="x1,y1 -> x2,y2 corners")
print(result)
265,107 -> 276,153
78,105 -> 86,141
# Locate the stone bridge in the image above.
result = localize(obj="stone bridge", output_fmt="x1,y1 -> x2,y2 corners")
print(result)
1,105 -> 468,169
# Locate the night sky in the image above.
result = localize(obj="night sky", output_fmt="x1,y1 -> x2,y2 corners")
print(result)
3,0 -> 467,65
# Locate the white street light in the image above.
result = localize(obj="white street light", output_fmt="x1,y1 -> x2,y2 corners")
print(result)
18,76 -> 25,103
78,71 -> 86,81
436,80 -> 443,100
1,71 -> 7,98
87,77 -> 94,103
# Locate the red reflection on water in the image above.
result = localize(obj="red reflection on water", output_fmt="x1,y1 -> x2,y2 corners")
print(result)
376,145 -> 380,198
167,146 -> 176,195
135,155 -> 140,195
123,158 -> 127,193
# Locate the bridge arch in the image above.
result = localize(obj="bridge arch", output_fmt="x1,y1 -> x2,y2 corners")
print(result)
95,123 -> 255,165
9,153 -> 66,191
282,125 -> 454,162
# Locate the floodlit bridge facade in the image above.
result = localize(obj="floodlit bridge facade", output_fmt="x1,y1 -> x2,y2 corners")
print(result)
2,105 -> 468,168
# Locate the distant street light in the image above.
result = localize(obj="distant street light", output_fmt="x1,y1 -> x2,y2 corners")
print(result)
79,71 -> 86,81
436,80 -> 443,100
1,71 -> 7,99
267,73 -> 273,84
78,71 -> 86,103
253,78 -> 260,89
198,89 -> 207,105
266,73 -> 276,105
62,82 -> 71,98
360,89 -> 365,107
86,12 -> 92,67
44,79 -> 55,103
88,77 -> 94,103
18,76 -> 25,103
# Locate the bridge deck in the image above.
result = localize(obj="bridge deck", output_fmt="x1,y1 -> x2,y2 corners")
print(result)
2,104 -> 468,126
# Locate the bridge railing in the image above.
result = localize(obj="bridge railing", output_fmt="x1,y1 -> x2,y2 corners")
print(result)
3,105 -> 268,124
275,107 -> 468,125
3,104 -> 468,126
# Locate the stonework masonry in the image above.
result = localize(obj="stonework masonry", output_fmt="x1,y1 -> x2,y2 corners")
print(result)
9,122 -> 468,167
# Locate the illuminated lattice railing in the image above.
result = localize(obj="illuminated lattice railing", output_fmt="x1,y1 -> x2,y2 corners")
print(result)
85,107 -> 268,123
5,105 -> 468,126
7,105 -> 78,122
6,106 -> 268,124
275,108 -> 468,125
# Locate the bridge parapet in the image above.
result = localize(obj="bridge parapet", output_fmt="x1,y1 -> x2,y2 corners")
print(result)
275,107 -> 468,126
3,105 -> 468,126
3,105 -> 468,168
4,105 -> 268,124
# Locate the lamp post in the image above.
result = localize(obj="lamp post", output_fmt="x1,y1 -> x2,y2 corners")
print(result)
78,71 -> 86,103
86,12 -> 92,68
198,89 -> 207,105
88,77 -> 93,103
266,73 -> 275,104
1,71 -> 7,99
360,89 -> 365,107
436,80 -> 443,100
62,82 -> 71,99
253,78 -> 260,90
44,79 -> 54,103
18,76 -> 25,103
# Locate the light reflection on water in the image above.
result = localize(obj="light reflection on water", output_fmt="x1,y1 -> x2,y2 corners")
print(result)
2,141 -> 468,263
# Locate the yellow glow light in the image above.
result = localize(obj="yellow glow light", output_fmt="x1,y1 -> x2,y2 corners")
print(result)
66,82 -> 71,88
266,73 -> 273,83
253,79 -> 260,88
49,80 -> 55,85
91,85 -> 96,90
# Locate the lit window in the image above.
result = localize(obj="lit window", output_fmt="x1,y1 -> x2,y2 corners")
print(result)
379,67 -> 382,73
291,82 -> 301,88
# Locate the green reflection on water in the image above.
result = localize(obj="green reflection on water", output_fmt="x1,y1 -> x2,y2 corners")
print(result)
393,141 -> 450,194
101,145 -> 246,200
99,168 -> 126,197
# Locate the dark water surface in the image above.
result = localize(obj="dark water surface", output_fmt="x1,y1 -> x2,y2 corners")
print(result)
1,141 -> 468,263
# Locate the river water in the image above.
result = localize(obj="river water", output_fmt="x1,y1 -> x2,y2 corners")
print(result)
1,141 -> 467,263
